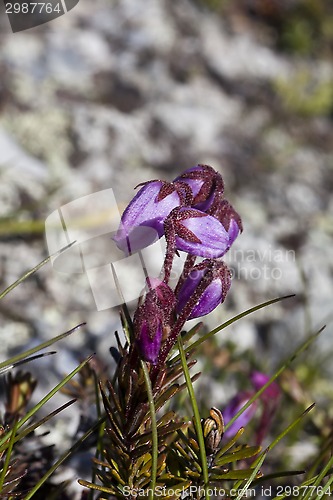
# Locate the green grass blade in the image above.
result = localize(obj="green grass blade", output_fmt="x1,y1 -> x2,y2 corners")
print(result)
245,405 -> 315,498
0,241 -> 75,301
111,263 -> 133,344
0,417 -> 19,492
314,472 -> 333,499
235,449 -> 268,500
0,323 -> 86,373
89,371 -> 105,500
173,295 -> 295,363
252,469 -> 305,485
0,351 -> 56,375
0,255 -> 51,300
177,335 -> 210,500
13,399 -> 76,445
225,326 -> 324,434
24,414 -> 106,500
302,452 -> 333,500
140,360 -> 158,500
268,403 -> 315,452
0,355 -> 94,451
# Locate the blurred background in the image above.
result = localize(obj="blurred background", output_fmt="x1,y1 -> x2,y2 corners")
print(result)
0,0 -> 333,485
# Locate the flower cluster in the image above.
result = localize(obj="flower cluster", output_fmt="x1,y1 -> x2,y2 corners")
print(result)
115,165 -> 242,366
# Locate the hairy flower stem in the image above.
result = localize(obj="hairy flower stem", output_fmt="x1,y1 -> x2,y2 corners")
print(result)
153,269 -> 215,375
163,220 -> 176,284
174,254 -> 197,296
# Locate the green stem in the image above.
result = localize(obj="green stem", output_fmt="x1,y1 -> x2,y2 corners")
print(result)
0,418 -> 19,491
177,336 -> 210,500
235,449 -> 268,500
140,360 -> 158,500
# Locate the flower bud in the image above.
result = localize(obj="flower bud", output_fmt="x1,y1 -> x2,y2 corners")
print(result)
114,180 -> 192,254
136,319 -> 163,365
134,279 -> 175,364
176,260 -> 231,319
165,207 -> 230,259
203,407 -> 225,454
174,164 -> 224,212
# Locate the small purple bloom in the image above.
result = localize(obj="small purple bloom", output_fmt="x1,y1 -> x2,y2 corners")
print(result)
223,372 -> 281,442
213,200 -> 243,246
134,279 -> 175,364
250,371 -> 281,445
165,207 -> 230,258
136,321 -> 163,365
250,371 -> 280,401
114,180 -> 192,254
223,392 -> 258,439
176,260 -> 231,319
174,164 -> 224,212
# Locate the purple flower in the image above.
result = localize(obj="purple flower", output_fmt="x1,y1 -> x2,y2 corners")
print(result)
164,207 -> 230,258
136,321 -> 163,365
250,371 -> 280,401
174,164 -> 224,212
223,392 -> 258,439
223,372 -> 281,442
176,260 -> 231,319
213,200 -> 243,246
114,180 -> 192,254
250,371 -> 281,445
134,279 -> 175,364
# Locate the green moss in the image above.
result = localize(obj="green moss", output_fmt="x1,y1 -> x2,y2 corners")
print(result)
274,69 -> 333,117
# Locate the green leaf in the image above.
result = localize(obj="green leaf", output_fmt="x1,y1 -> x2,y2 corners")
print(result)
214,445 -> 261,466
224,327 -> 324,434
181,322 -> 204,344
0,355 -> 93,452
25,413 -> 107,499
177,335 -> 210,500
211,468 -> 262,480
234,449 -> 268,500
0,323 -> 85,374
78,479 -> 118,495
215,428 -> 245,460
140,360 -> 158,500
301,446 -> 333,500
13,399 -> 76,445
267,403 -> 315,452
173,295 -> 295,362
0,417 -> 19,492
0,241 -> 76,300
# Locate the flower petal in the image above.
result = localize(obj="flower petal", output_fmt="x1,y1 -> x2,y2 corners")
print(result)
223,392 -> 258,439
176,260 -> 231,319
175,208 -> 229,257
114,181 -> 181,254
137,322 -> 162,365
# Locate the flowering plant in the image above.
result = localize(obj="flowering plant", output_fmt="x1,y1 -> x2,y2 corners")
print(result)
78,166 -> 280,499
0,165 -> 325,500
